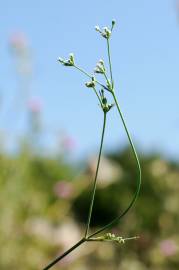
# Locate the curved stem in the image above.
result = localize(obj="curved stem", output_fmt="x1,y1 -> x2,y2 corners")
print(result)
88,92 -> 141,239
85,112 -> 107,237
42,238 -> 86,270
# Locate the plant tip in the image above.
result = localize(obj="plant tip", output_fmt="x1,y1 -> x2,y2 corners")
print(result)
58,57 -> 64,63
112,19 -> 116,26
95,25 -> 100,32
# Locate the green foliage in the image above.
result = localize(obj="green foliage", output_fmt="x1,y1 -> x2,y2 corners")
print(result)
0,148 -> 179,269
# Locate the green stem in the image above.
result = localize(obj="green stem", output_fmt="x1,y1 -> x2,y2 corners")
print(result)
86,236 -> 139,242
87,36 -> 141,239
42,96 -> 107,270
93,87 -> 103,107
88,92 -> 141,239
74,65 -> 92,80
42,238 -> 86,270
107,39 -> 114,87
84,112 -> 107,237
74,64 -> 110,92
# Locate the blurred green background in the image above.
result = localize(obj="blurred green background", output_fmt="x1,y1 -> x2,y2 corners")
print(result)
1,1 -> 179,269
1,146 -> 179,269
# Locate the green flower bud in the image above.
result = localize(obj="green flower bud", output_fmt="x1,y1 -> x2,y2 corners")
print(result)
85,77 -> 96,88
112,20 -> 116,27
69,53 -> 75,65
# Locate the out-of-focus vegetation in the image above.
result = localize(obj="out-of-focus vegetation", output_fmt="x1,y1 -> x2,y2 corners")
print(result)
1,27 -> 179,270
0,146 -> 179,270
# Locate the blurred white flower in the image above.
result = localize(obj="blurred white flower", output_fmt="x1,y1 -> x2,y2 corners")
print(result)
87,156 -> 123,187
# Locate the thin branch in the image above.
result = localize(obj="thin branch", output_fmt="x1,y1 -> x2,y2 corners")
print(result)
74,64 -> 111,92
84,112 -> 107,237
42,238 -> 86,270
87,38 -> 141,239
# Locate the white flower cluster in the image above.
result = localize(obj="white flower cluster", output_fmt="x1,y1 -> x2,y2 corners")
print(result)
94,59 -> 105,74
95,20 -> 115,39
58,53 -> 75,66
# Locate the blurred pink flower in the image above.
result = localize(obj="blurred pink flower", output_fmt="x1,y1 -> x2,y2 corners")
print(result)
27,97 -> 42,113
160,239 -> 178,257
62,136 -> 76,151
54,181 -> 73,199
9,32 -> 28,51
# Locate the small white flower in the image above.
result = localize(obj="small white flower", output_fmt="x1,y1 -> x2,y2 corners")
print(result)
58,57 -> 64,63
99,59 -> 104,65
95,25 -> 100,32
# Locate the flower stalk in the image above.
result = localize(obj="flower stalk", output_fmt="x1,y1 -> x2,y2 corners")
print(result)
43,20 -> 141,269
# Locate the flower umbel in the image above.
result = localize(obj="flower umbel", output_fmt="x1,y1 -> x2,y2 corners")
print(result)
85,76 -> 96,88
94,59 -> 106,74
87,233 -> 139,244
95,21 -> 115,39
58,53 -> 75,66
95,25 -> 111,39
99,89 -> 114,113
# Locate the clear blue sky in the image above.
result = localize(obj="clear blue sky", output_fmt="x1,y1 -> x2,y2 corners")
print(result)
1,0 -> 179,160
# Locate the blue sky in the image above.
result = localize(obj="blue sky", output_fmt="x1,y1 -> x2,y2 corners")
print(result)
1,0 -> 179,160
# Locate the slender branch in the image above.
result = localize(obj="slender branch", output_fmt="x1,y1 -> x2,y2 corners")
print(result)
86,236 -> 139,242
42,238 -> 86,270
88,92 -> 141,239
74,64 -> 110,92
73,64 -> 92,80
84,112 -> 107,237
87,37 -> 141,240
42,112 -> 107,269
92,87 -> 103,107
86,92 -> 141,238
107,39 -> 114,87
49,22 -> 142,269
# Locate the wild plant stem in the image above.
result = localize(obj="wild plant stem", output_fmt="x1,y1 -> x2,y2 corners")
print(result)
74,64 -> 110,91
43,112 -> 107,269
42,238 -> 86,270
107,39 -> 114,87
47,26 -> 142,269
93,87 -> 103,107
73,65 -> 92,80
84,112 -> 107,237
86,236 -> 139,242
87,38 -> 142,239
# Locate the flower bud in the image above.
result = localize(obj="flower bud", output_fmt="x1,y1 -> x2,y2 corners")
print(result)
58,57 -> 65,64
112,20 -> 116,27
69,53 -> 75,65
95,25 -> 100,32
102,27 -> 111,39
85,77 -> 96,88
99,59 -> 104,65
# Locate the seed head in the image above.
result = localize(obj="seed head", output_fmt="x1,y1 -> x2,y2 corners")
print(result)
85,77 -> 96,88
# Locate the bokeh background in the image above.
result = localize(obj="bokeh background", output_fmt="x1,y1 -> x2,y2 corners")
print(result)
1,0 -> 179,269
